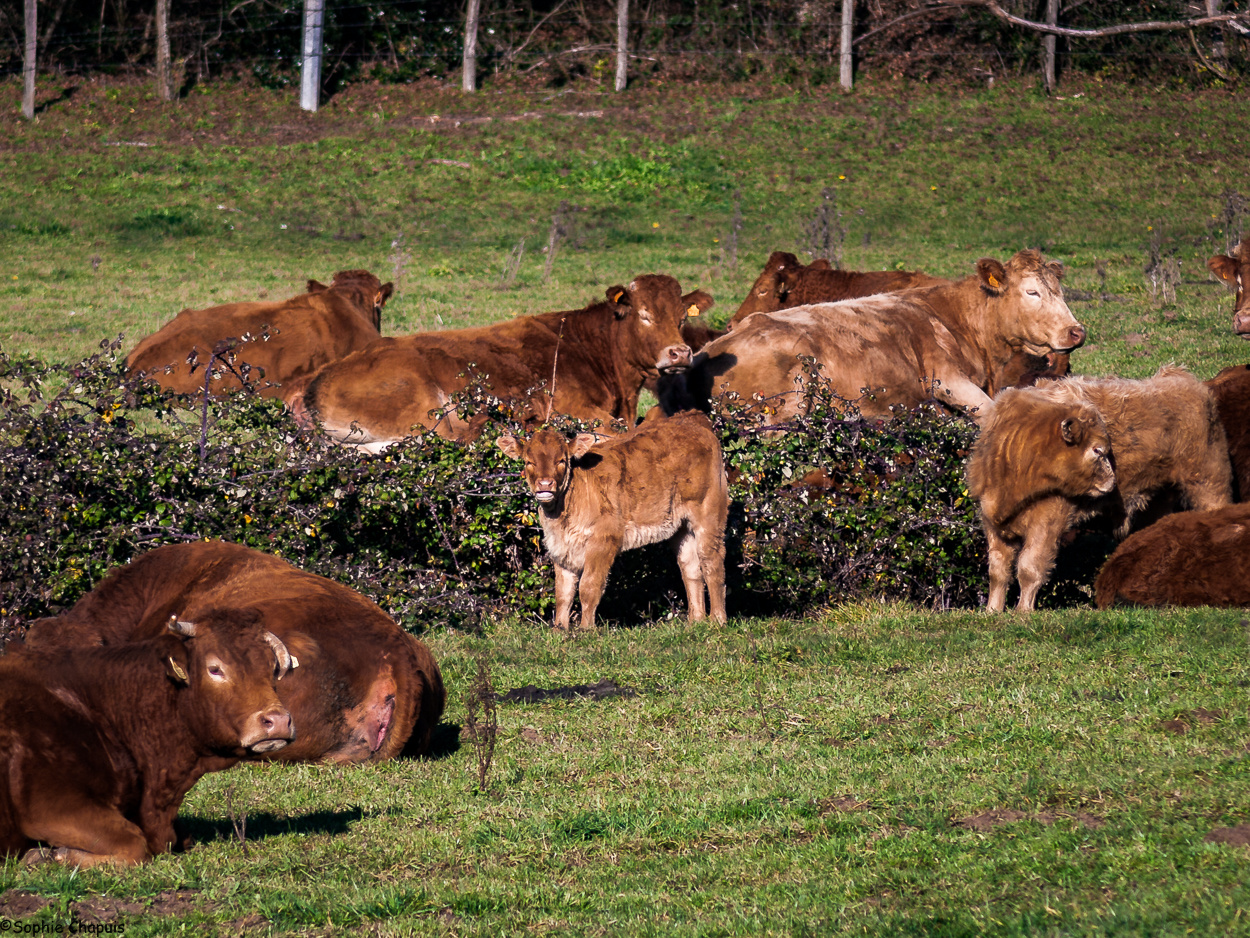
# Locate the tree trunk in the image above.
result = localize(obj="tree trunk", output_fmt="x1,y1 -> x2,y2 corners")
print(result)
156,0 -> 173,101
22,0 -> 36,119
300,0 -> 324,111
615,0 -> 629,91
463,0 -> 481,91
1042,0 -> 1059,92
839,0 -> 853,90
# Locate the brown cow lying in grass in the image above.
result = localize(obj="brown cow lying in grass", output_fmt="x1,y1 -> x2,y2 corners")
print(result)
728,250 -> 1068,394
497,412 -> 728,630
1208,240 -> 1249,338
1094,503 -> 1250,609
126,269 -> 393,400
1205,363 -> 1250,502
21,541 -> 444,763
295,274 -> 712,448
728,251 -> 943,328
1,614 -> 294,867
661,250 -> 1085,424
966,366 -> 1233,612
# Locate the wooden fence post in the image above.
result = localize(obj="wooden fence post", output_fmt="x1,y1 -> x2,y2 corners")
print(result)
300,0 -> 324,112
615,0 -> 629,91
463,0 -> 481,91
1042,0 -> 1059,92
156,0 -> 173,100
839,0 -> 853,90
22,0 -> 36,119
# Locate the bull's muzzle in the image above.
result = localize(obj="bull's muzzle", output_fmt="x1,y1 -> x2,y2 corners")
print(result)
533,481 -> 557,504
1234,310 -> 1250,338
1058,324 -> 1087,352
243,706 -> 295,753
657,344 -> 693,373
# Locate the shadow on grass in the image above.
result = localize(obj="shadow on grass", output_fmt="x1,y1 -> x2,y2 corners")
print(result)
34,86 -> 78,115
182,806 -> 366,845
405,720 -> 461,761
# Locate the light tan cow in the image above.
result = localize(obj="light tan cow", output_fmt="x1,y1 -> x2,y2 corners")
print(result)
496,412 -> 728,630
660,250 -> 1086,423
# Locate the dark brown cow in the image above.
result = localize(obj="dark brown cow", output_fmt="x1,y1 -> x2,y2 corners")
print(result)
728,251 -> 1068,394
729,251 -> 944,328
1205,363 -> 1250,502
1094,502 -> 1250,609
126,270 -> 394,400
1208,240 -> 1250,337
661,250 -> 1086,423
496,412 -> 728,630
1,613 -> 294,867
966,367 -> 1233,612
21,542 -> 444,764
295,275 -> 712,448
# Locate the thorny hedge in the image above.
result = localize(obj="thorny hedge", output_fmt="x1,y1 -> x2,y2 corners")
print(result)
0,340 -> 993,641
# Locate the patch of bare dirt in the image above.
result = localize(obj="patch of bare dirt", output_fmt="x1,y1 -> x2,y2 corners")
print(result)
953,809 -> 1104,831
0,888 -> 207,925
1206,824 -> 1250,847
0,890 -> 50,918
1160,708 -> 1226,734
816,795 -> 870,816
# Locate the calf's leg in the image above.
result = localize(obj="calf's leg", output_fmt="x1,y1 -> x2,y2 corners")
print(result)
576,537 -> 620,630
1013,508 -> 1073,612
554,564 -> 579,631
674,531 -> 708,621
984,526 -> 1018,613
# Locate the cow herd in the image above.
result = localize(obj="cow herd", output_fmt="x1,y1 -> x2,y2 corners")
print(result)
3,238 -> 1249,868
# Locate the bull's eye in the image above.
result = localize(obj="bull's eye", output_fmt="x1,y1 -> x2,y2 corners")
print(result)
1027,289 -> 1039,296
207,664 -> 226,682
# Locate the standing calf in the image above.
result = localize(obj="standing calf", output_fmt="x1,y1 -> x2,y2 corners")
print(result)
966,367 -> 1233,612
497,412 -> 729,629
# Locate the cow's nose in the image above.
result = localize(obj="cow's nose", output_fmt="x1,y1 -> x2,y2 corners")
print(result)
1235,311 -> 1250,336
1066,325 -> 1087,349
658,344 -> 693,371
261,707 -> 294,740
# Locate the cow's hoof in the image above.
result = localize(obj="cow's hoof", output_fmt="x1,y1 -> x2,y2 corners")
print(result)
21,847 -> 65,866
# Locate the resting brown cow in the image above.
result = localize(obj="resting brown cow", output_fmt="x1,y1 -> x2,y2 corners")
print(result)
1,613 -> 294,867
1208,240 -> 1249,337
21,541 -> 444,763
295,274 -> 712,448
496,412 -> 728,630
126,270 -> 393,400
729,251 -> 943,328
1094,503 -> 1250,609
966,367 -> 1233,612
662,250 -> 1085,423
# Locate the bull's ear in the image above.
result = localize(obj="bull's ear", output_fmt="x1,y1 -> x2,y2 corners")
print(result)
681,290 -> 714,317
809,258 -> 833,270
165,652 -> 190,686
976,258 -> 1009,295
1060,416 -> 1085,444
496,435 -> 523,460
571,433 -> 598,458
375,282 -> 395,307
606,285 -> 631,319
765,251 -> 798,273
1045,260 -> 1066,282
777,265 -> 804,296
307,279 -> 329,293
1209,255 -> 1240,288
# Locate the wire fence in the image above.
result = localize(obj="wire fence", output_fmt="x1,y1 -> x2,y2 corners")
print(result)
1,0 -> 1247,88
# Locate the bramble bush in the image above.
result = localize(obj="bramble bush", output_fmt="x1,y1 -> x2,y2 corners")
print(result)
0,342 -> 990,641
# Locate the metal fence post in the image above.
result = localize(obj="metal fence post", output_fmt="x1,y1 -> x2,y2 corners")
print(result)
300,0 -> 324,112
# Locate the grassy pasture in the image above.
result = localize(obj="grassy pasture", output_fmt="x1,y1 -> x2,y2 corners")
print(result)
2,74 -> 1250,934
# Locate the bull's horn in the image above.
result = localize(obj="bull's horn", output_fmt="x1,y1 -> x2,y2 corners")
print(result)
263,631 -> 295,678
167,616 -> 198,637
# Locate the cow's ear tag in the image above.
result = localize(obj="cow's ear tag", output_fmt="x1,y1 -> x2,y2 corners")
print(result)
167,656 -> 189,684
612,290 -> 627,303
987,275 -> 1000,288
686,304 -> 699,317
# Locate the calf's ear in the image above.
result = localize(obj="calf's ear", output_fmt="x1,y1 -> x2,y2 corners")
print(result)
571,433 -> 598,458
606,285 -> 631,319
1208,255 -> 1240,288
809,258 -> 833,270
681,290 -> 714,317
307,279 -> 330,293
375,282 -> 395,307
1060,416 -> 1086,444
764,251 -> 798,274
976,258 -> 1009,295
496,435 -> 523,460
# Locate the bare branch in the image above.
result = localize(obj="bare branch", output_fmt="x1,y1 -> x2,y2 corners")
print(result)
936,0 -> 1250,39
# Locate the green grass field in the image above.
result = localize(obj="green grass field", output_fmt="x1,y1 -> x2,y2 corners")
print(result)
2,72 -> 1250,935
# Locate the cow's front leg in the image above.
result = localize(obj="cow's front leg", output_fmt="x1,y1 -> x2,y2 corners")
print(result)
984,525 -> 1018,613
576,537 -> 621,629
553,564 -> 579,631
1014,504 -> 1074,612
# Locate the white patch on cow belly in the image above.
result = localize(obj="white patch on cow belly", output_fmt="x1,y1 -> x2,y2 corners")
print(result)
622,518 -> 681,551
540,516 -> 594,571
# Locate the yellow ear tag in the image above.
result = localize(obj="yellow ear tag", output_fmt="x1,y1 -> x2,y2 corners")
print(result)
686,304 -> 699,317
988,275 -> 1000,288
612,290 -> 626,303
168,657 -> 189,682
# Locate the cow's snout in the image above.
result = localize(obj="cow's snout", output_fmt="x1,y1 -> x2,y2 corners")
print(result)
244,706 -> 295,752
533,480 -> 558,503
657,344 -> 693,373
1062,324 -> 1087,351
1235,311 -> 1250,338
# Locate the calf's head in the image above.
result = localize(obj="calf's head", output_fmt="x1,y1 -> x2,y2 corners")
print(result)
977,250 -> 1086,357
497,429 -> 598,508
605,274 -> 711,376
164,612 -> 296,756
733,251 -> 804,324
307,269 -> 395,332
1208,241 -> 1250,338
